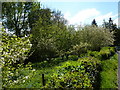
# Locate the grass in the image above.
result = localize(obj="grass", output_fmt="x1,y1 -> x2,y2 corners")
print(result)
100,54 -> 118,88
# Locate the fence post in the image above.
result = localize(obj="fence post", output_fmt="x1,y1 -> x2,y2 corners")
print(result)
42,74 -> 45,86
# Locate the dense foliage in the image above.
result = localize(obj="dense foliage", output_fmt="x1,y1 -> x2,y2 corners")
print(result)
45,57 -> 100,88
76,26 -> 114,51
0,28 -> 35,87
88,47 -> 115,60
1,1 -> 119,89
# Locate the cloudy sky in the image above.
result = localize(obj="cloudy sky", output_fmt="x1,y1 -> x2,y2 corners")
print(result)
40,0 -> 119,26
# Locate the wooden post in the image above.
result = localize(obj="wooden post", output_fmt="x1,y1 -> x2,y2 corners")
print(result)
42,74 -> 45,86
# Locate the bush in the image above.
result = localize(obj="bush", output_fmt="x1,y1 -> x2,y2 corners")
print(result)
99,47 -> 113,60
68,55 -> 78,61
0,28 -> 34,87
87,47 -> 115,60
70,42 -> 91,56
45,57 -> 100,88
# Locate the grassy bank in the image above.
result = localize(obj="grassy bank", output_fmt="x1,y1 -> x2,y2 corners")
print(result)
100,54 -> 118,88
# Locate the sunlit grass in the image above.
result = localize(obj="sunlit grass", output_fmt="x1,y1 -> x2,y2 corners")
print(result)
100,54 -> 118,88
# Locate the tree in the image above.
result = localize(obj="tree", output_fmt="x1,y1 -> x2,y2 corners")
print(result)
28,8 -> 51,30
91,19 -> 97,26
27,9 -> 70,62
102,18 -> 117,32
2,2 -> 40,37
77,25 -> 114,50
102,18 -> 119,45
51,10 -> 68,29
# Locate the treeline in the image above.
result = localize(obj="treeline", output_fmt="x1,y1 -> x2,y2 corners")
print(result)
2,2 -> 120,64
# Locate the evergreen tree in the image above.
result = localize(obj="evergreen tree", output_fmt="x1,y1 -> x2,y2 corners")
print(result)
91,19 -> 97,26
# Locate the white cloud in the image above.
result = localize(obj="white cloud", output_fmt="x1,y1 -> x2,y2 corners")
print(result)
95,13 -> 118,25
64,8 -> 100,25
64,8 -> 118,26
114,18 -> 118,26
64,11 -> 71,20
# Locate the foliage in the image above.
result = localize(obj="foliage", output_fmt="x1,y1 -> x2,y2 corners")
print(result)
68,55 -> 78,61
70,42 -> 91,56
87,47 -> 115,60
45,57 -> 100,88
114,28 -> 120,46
29,20 -> 58,62
102,18 -> 117,32
0,28 -> 34,87
6,47 -> 117,88
2,2 -> 40,37
28,8 -> 51,30
1,1 -> 118,88
102,18 -> 119,46
29,9 -> 72,62
77,26 -> 114,50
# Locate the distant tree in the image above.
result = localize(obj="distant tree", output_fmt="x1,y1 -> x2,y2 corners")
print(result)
91,19 -> 97,26
102,17 -> 120,45
102,18 -> 117,32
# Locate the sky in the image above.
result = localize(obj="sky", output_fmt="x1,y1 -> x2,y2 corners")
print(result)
39,0 -> 119,26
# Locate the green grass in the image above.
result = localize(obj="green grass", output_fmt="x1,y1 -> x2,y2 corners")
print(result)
100,54 -> 118,88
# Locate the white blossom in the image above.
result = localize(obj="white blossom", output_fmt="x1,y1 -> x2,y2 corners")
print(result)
32,69 -> 36,71
25,76 -> 29,79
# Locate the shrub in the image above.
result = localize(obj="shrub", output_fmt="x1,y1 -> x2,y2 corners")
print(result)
87,50 -> 99,58
45,57 -> 100,88
87,47 -> 115,60
70,42 -> 91,56
68,55 -> 78,61
0,28 -> 34,87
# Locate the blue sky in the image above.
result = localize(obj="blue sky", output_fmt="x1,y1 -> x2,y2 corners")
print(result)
40,1 -> 119,26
